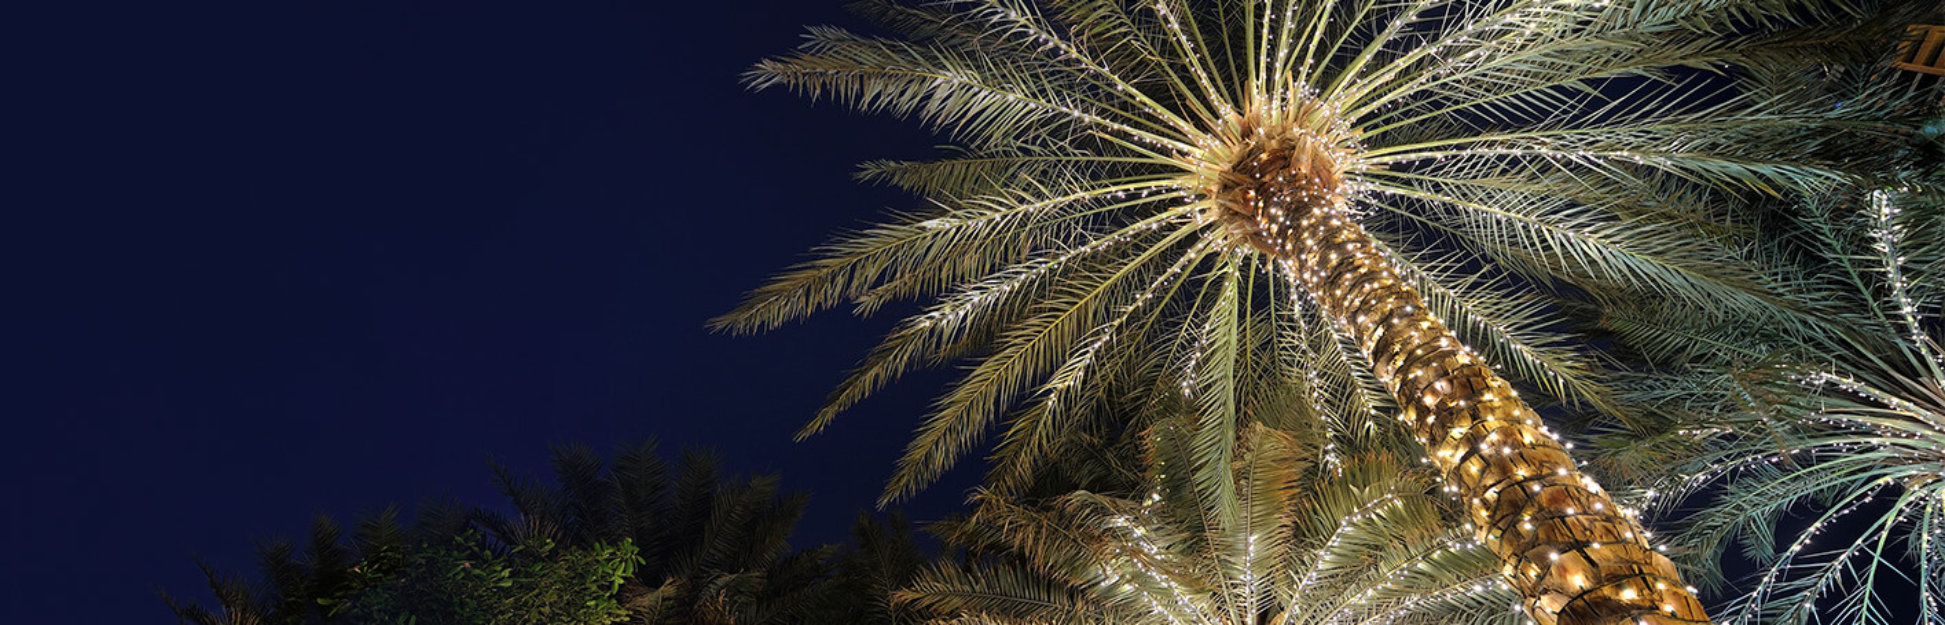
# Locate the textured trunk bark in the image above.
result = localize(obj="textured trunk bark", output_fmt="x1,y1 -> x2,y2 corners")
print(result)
1285,207 -> 1712,625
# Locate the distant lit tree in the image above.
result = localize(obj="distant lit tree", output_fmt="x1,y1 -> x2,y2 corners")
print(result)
486,443 -> 832,625
165,442 -> 829,625
328,531 -> 637,625
163,511 -> 636,625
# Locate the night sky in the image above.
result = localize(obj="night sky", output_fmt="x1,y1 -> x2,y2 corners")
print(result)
8,2 -> 982,622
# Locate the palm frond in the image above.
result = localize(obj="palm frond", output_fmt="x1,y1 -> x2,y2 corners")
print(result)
732,0 -> 1932,505
909,417 -> 1519,625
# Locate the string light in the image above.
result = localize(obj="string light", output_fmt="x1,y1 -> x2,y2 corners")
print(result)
769,1 -> 1744,621
1159,75 -> 1705,621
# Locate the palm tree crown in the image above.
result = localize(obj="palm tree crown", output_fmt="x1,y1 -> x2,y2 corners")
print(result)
724,0 -> 1900,500
724,1 -> 1919,622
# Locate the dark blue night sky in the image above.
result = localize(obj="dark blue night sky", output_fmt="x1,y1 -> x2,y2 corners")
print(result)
7,2 -> 980,622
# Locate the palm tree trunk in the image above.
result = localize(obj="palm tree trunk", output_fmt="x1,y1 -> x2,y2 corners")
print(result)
1285,207 -> 1711,625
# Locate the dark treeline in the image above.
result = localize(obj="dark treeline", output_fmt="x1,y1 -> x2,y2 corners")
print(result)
164,442 -> 925,625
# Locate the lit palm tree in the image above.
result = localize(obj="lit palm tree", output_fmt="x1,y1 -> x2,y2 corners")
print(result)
1591,186 -> 1945,624
721,1 -> 1919,622
905,414 -> 1521,625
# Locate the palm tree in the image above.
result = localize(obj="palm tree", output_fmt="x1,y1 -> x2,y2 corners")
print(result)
164,513 -> 395,625
904,413 -> 1522,625
165,441 -> 831,625
484,442 -> 834,625
164,508 -> 639,625
811,512 -> 930,625
1590,186 -> 1945,623
722,1 -> 1923,622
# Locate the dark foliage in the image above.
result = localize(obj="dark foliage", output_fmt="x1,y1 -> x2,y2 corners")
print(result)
164,441 -> 872,625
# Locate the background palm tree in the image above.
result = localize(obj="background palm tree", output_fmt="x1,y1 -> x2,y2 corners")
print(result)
165,514 -> 372,625
485,443 -> 831,625
1590,185 -> 1945,624
164,506 -> 639,625
723,1 -> 1926,622
811,512 -> 930,625
904,411 -> 1521,625
165,441 -> 832,625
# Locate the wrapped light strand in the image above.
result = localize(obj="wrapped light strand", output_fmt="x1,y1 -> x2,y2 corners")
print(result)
1182,99 -> 1707,623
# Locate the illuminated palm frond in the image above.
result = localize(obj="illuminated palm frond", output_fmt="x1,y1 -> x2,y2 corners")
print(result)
1592,186 -> 1945,623
907,414 -> 1520,625
720,0 -> 1922,507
